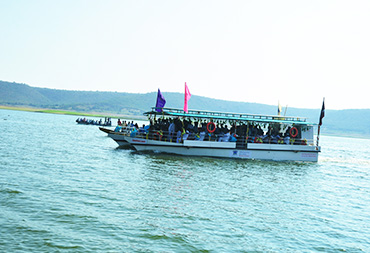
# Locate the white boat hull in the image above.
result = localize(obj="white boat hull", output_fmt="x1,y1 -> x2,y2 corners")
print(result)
107,132 -> 132,148
113,135 -> 319,162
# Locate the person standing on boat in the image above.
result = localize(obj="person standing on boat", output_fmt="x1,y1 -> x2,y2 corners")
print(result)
168,120 -> 175,142
173,117 -> 182,143
284,131 -> 290,144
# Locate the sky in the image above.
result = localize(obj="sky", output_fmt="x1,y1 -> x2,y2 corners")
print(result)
1,0 -> 370,110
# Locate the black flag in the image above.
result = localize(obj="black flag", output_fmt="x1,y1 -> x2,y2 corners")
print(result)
319,99 -> 325,126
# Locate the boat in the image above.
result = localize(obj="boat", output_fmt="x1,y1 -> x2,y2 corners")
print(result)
106,107 -> 321,162
105,125 -> 140,148
76,117 -> 112,126
99,127 -> 113,134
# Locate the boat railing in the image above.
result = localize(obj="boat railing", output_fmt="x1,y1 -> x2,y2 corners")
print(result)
115,127 -> 315,146
146,107 -> 309,124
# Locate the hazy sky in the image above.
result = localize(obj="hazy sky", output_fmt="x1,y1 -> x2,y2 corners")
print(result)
1,0 -> 370,109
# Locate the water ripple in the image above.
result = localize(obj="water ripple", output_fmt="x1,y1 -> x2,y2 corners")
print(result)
1,110 -> 370,252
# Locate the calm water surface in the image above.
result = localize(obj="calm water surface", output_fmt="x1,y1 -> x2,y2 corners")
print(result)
1,110 -> 369,252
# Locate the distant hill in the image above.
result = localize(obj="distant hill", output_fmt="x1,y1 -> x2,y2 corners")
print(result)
1,80 -> 370,138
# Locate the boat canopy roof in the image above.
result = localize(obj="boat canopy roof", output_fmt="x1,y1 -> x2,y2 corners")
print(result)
144,107 -> 316,125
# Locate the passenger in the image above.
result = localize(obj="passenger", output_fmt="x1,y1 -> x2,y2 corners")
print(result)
148,120 -> 155,139
216,125 -> 223,142
262,134 -> 270,143
257,126 -> 264,136
176,130 -> 182,143
168,120 -> 175,142
183,130 -> 189,141
174,117 -> 182,132
139,124 -> 146,133
221,124 -> 229,134
215,124 -> 222,140
198,131 -> 206,141
229,124 -> 235,134
117,119 -> 122,125
187,131 -> 195,140
284,132 -> 290,144
153,130 -> 163,140
130,128 -> 137,137
230,133 -> 238,142
221,132 -> 230,142
251,125 -> 257,137
271,134 -> 279,144
277,135 -> 284,144
114,125 -> 121,132
254,136 -> 263,143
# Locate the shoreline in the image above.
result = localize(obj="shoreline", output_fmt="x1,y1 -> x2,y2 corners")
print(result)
0,105 -> 146,121
1,105 -> 369,139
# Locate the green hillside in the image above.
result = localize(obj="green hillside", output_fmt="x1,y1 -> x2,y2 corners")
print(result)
1,80 -> 369,137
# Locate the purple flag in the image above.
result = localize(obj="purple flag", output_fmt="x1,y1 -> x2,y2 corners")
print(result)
155,89 -> 166,112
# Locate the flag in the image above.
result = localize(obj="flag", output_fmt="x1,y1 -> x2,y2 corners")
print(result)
319,98 -> 325,126
155,88 -> 166,112
278,101 -> 282,116
184,82 -> 191,113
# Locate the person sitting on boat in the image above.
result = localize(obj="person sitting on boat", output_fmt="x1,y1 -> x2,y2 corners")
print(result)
117,119 -> 122,125
252,125 -> 258,136
254,136 -> 263,143
114,125 -> 122,132
198,131 -> 206,141
176,129 -> 182,143
219,131 -> 230,142
130,127 -> 138,137
139,124 -> 146,134
188,120 -> 194,131
153,129 -> 163,140
214,124 -> 221,138
230,133 -> 238,142
200,122 -> 206,131
284,132 -> 290,144
270,134 -> 280,144
262,134 -> 270,143
182,130 -> 189,141
277,135 -> 284,144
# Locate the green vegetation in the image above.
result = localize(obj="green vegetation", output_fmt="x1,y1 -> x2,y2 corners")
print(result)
0,105 -> 145,120
1,80 -> 370,137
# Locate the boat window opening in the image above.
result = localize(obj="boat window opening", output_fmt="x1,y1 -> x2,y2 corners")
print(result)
114,115 -> 314,146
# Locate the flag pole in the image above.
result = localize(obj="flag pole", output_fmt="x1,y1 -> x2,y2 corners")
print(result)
316,124 -> 321,147
316,98 -> 325,147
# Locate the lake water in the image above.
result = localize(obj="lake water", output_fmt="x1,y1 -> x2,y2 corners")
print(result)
1,109 -> 369,252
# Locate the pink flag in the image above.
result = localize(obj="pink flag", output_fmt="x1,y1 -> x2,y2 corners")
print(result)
184,82 -> 191,113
